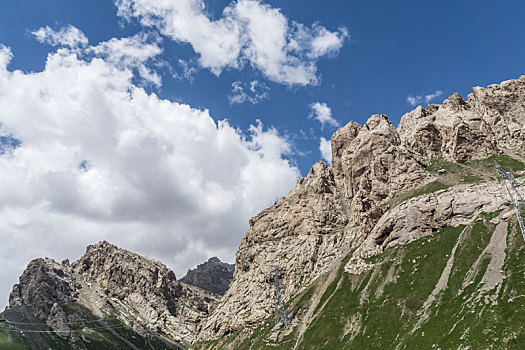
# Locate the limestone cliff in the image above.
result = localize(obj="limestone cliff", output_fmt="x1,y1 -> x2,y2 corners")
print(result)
195,76 -> 525,347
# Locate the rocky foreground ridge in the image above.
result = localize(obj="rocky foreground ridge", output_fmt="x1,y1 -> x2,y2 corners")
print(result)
194,76 -> 525,348
2,242 -> 220,349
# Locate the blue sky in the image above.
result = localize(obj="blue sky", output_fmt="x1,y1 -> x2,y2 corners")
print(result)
0,0 -> 524,306
3,0 -> 524,172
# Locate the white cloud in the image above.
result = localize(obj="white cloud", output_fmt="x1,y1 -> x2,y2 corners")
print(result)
228,80 -> 269,105
114,0 -> 348,85
309,25 -> 348,58
406,90 -> 443,106
0,42 -> 300,307
88,33 -> 163,85
174,59 -> 199,82
309,102 -> 339,128
0,45 -> 12,70
319,137 -> 331,164
32,25 -> 89,48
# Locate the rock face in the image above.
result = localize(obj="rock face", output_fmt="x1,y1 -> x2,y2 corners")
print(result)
196,76 -> 525,344
355,181 -> 511,260
198,160 -> 354,338
72,241 -> 217,345
6,241 -> 218,349
9,258 -> 79,321
180,257 -> 234,296
397,78 -> 525,162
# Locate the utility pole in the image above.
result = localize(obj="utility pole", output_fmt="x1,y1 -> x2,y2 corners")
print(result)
495,161 -> 525,241
269,266 -> 289,329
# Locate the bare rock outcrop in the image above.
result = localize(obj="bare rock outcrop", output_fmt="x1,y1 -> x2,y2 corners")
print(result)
7,241 -> 218,348
398,76 -> 525,163
9,258 -> 79,320
180,257 -> 234,296
332,114 -> 432,202
8,258 -> 81,342
469,77 -> 525,153
197,160 -> 352,339
197,76 -> 525,343
357,181 -> 512,261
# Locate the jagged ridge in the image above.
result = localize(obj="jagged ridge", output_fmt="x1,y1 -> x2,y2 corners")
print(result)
2,241 -> 218,349
195,76 -> 525,348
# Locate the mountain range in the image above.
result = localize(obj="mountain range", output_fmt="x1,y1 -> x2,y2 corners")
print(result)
1,75 -> 525,349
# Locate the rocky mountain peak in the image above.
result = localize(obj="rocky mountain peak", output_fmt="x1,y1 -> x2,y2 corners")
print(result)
291,160 -> 335,195
4,241 -> 219,348
9,258 -> 79,320
84,240 -> 119,253
196,76 -> 525,344
180,257 -> 234,296
442,92 -> 469,111
363,113 -> 396,134
73,241 -> 181,305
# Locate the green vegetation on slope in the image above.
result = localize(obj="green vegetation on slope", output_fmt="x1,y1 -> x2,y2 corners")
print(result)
467,154 -> 525,175
426,157 -> 483,183
385,180 -> 450,209
0,327 -> 31,350
198,210 -> 525,349
426,154 -> 525,184
299,225 -> 463,349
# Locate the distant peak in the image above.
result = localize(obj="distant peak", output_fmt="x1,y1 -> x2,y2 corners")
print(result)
85,240 -> 120,253
207,257 -> 221,263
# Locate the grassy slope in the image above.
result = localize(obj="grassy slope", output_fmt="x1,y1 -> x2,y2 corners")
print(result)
0,328 -> 31,350
426,154 -> 525,184
194,154 -> 525,350
199,212 -> 524,350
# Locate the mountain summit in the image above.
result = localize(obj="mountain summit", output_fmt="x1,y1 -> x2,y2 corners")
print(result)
3,241 -> 218,349
194,76 -> 525,349
180,258 -> 234,296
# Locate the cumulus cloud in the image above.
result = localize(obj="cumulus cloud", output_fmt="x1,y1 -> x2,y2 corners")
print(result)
309,25 -> 348,58
114,0 -> 348,85
88,33 -> 163,85
32,25 -> 89,48
0,45 -> 12,69
228,80 -> 269,105
309,102 -> 339,128
0,43 -> 300,307
319,137 -> 331,164
406,90 -> 443,106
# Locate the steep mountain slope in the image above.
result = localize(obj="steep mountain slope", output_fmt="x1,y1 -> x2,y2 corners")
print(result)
194,76 -> 525,349
180,258 -> 234,296
210,210 -> 525,349
1,242 -> 218,349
